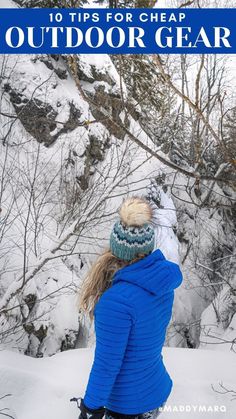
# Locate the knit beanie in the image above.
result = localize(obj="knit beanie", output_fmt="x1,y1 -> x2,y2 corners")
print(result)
110,197 -> 155,262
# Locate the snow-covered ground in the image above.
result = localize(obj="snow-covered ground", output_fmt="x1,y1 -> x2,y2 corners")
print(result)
0,347 -> 235,419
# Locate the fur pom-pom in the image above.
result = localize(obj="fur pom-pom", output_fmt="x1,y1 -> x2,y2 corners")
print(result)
119,197 -> 153,227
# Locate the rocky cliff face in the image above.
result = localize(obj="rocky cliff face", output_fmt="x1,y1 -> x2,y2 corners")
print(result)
0,0 -> 235,357
0,1 -> 166,356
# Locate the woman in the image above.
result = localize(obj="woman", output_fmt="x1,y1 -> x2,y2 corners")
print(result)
73,197 -> 183,419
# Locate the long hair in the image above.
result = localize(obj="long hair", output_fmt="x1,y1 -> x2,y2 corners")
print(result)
77,249 -> 145,321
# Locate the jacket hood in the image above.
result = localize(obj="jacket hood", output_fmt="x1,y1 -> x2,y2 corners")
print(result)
112,249 -> 183,296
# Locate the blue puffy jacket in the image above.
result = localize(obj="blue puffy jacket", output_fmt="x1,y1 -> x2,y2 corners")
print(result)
83,249 -> 183,414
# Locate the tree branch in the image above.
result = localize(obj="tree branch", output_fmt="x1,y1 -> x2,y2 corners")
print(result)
66,55 -> 234,185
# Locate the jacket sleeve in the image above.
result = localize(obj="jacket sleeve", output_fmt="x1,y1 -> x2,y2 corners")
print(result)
83,293 -> 134,410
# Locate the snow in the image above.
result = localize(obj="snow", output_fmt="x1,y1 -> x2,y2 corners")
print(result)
200,282 -> 236,352
0,30 -> 145,355
0,44 -> 173,355
0,346 -> 235,419
1,0 -> 18,7
85,0 -> 108,8
78,53 -> 128,98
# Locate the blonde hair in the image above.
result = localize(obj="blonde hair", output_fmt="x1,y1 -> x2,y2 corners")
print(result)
77,249 -> 145,321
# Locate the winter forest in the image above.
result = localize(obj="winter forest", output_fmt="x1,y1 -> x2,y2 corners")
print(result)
0,0 -> 236,418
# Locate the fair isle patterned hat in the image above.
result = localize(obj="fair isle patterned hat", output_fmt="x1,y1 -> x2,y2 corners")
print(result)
110,197 -> 155,262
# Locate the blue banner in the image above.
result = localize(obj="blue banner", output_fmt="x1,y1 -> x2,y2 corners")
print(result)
0,8 -> 235,54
